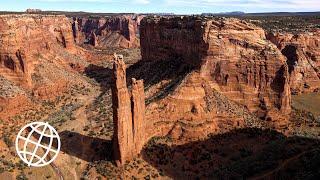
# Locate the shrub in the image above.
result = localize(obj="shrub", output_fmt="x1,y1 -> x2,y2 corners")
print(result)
0,167 -> 4,173
16,172 -> 28,180
3,135 -> 13,147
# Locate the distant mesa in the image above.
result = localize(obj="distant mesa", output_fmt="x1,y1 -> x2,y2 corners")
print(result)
25,9 -> 42,13
141,13 -> 175,16
202,11 -> 246,16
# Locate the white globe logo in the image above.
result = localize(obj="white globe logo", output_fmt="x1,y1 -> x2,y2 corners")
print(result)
15,122 -> 61,167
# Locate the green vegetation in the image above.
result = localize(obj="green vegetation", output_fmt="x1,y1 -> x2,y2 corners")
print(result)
0,166 -> 4,173
45,102 -> 81,127
16,171 -> 28,180
3,134 -> 13,147
95,161 -> 119,178
237,15 -> 320,33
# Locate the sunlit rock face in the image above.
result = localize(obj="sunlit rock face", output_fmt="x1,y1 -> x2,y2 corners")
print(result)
0,14 -> 75,88
267,31 -> 320,94
112,54 -> 146,166
0,14 -> 89,120
140,16 -> 291,137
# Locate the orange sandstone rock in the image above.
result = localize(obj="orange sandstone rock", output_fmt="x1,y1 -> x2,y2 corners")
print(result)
112,54 -> 134,166
140,16 -> 291,136
0,94 -> 31,120
0,14 -> 76,88
72,15 -> 141,48
32,79 -> 69,100
267,32 -> 320,93
112,54 -> 146,166
131,78 -> 146,155
280,64 -> 292,115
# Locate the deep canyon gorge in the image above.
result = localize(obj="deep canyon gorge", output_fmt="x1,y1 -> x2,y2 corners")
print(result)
0,11 -> 320,179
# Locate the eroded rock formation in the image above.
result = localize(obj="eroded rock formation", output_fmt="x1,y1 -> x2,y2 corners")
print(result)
0,76 -> 30,120
72,18 -> 80,43
0,14 -> 75,88
112,54 -> 146,166
0,14 -> 93,120
131,78 -> 146,155
72,15 -> 141,48
90,32 -> 98,47
140,16 -> 292,135
267,31 -> 320,93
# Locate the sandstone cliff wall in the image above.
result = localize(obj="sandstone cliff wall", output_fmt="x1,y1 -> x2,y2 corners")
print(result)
0,14 -> 75,88
0,14 -> 95,121
140,17 -> 209,67
267,31 -> 320,93
140,16 -> 291,125
72,15 -> 141,48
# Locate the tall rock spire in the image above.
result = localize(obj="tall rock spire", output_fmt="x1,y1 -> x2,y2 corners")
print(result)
91,32 -> 98,47
72,18 -> 79,43
280,64 -> 292,115
112,53 -> 134,166
112,54 -> 146,166
131,78 -> 146,155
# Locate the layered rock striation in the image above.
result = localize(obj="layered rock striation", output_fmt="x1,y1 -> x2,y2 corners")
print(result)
0,14 -> 92,120
131,78 -> 146,155
140,16 -> 210,67
0,14 -> 75,88
267,31 -> 320,93
72,15 -> 141,48
140,16 -> 291,129
112,54 -> 146,166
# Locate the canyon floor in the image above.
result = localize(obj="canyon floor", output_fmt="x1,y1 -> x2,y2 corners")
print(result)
0,13 -> 320,180
0,46 -> 319,180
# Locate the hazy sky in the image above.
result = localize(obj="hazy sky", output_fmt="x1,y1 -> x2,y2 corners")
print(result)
1,0 -> 319,14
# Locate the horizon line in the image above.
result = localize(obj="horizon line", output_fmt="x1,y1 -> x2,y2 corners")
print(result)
1,10 -> 320,15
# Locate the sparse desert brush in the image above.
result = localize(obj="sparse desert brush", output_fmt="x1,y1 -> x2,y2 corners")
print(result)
16,171 -> 28,180
15,160 -> 26,170
83,125 -> 89,131
3,134 -> 13,147
88,130 -> 95,136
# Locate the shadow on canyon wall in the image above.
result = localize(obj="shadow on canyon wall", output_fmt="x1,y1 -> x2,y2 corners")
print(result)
84,58 -> 194,104
141,128 -> 320,179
